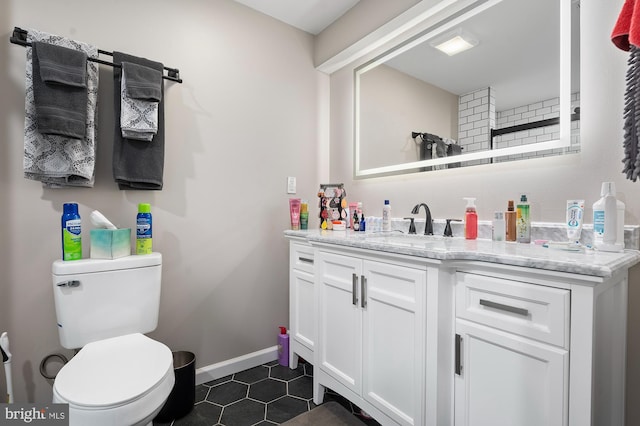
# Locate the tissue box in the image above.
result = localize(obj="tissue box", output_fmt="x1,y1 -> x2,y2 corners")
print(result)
90,229 -> 131,259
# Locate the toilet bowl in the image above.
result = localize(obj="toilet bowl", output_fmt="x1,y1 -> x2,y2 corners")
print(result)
53,333 -> 174,426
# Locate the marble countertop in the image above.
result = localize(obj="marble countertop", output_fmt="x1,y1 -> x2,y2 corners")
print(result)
284,229 -> 640,278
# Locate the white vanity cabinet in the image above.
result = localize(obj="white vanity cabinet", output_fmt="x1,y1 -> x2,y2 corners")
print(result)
453,271 -> 570,426
314,248 -> 427,426
288,240 -> 316,368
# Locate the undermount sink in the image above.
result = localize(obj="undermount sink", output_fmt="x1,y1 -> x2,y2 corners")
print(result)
365,233 -> 447,247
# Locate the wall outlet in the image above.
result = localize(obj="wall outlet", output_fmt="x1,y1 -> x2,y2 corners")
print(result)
287,176 -> 296,194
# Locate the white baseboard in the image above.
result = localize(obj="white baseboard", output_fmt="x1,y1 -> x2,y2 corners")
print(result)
195,346 -> 278,385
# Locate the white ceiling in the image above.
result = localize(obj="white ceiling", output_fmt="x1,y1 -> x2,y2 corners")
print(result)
232,0 -> 360,35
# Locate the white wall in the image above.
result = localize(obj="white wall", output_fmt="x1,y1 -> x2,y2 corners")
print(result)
0,0 -> 319,403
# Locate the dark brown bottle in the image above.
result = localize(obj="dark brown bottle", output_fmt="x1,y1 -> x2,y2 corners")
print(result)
505,200 -> 517,242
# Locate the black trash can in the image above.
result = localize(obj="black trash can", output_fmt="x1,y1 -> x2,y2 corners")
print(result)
154,351 -> 196,422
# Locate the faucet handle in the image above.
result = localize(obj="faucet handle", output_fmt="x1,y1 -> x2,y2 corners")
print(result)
403,217 -> 416,234
444,219 -> 462,237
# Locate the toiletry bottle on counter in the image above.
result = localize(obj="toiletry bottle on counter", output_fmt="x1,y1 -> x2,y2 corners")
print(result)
516,195 -> 531,243
278,327 -> 289,367
136,203 -> 153,255
382,200 -> 391,232
463,198 -> 478,240
353,208 -> 360,231
593,182 -> 624,252
61,202 -> 82,261
493,212 -> 505,241
505,200 -> 517,242
359,207 -> 366,232
300,201 -> 309,230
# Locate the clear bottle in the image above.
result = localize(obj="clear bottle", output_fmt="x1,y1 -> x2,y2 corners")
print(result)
463,198 -> 478,240
61,203 -> 82,261
136,203 -> 153,255
492,211 -> 505,241
382,199 -> 391,232
516,194 -> 531,243
505,200 -> 517,242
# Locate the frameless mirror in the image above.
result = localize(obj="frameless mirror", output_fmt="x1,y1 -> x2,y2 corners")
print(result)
354,0 -> 580,178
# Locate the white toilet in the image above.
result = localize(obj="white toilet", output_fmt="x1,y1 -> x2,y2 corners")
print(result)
51,253 -> 175,426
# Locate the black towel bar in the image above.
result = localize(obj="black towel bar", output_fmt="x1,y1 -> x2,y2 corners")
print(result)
9,27 -> 182,83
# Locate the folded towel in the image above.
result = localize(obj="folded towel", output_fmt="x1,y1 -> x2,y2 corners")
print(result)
23,29 -> 99,187
122,62 -> 162,101
32,41 -> 88,139
612,0 -> 640,51
120,62 -> 161,141
113,52 -> 165,190
622,45 -> 640,181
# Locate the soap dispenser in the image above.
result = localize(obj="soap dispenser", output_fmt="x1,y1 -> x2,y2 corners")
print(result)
463,198 -> 478,240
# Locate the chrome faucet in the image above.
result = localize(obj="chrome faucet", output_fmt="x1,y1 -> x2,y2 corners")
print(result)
411,203 -> 433,235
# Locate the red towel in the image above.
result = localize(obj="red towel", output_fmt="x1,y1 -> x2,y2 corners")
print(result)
612,0 -> 640,50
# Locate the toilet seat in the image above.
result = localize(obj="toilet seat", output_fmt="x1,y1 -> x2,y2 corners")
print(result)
53,333 -> 174,425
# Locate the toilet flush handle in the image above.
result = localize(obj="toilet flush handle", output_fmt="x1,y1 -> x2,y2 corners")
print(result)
57,280 -> 80,288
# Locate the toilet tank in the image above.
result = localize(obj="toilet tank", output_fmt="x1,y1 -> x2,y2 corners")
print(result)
52,253 -> 162,349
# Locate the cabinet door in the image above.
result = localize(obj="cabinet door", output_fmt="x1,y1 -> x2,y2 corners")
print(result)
317,251 -> 363,395
454,319 -> 568,426
362,260 -> 425,426
290,268 -> 315,352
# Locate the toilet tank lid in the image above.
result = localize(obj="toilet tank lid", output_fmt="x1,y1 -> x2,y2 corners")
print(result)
52,253 -> 162,276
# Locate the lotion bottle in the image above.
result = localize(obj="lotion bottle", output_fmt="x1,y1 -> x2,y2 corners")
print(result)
382,200 -> 391,232
464,198 -> 478,240
505,200 -> 517,242
516,194 -> 531,243
593,182 -> 624,252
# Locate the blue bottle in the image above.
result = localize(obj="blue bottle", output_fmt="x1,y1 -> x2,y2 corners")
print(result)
136,203 -> 153,255
61,203 -> 82,261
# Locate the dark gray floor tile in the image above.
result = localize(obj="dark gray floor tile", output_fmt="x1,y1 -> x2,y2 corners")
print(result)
221,398 -> 266,426
173,401 -> 222,426
287,376 -> 313,400
206,381 -> 248,406
302,363 -> 313,377
204,375 -> 233,387
263,360 -> 280,368
248,378 -> 287,403
265,396 -> 309,424
234,365 -> 269,384
194,384 -> 210,403
269,364 -> 304,381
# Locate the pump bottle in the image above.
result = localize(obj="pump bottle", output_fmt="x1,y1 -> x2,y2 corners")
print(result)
516,195 -> 531,243
464,198 -> 478,240
505,200 -> 517,242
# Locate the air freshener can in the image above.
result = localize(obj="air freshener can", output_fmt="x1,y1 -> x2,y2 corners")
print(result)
61,203 -> 82,261
136,203 -> 153,255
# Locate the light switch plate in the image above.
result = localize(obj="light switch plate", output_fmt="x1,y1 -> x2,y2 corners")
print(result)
287,176 -> 296,194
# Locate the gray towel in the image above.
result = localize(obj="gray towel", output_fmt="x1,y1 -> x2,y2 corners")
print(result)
32,41 -> 88,139
622,45 -> 640,181
122,62 -> 162,101
113,52 -> 165,190
23,29 -> 99,188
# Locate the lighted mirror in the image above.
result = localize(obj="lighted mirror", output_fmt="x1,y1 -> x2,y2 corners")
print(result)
354,0 -> 580,178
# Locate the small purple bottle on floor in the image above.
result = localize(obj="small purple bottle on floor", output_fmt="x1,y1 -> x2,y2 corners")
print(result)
278,327 -> 289,367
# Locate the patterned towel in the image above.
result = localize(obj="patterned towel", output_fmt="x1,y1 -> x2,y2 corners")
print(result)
120,62 -> 161,141
23,29 -> 98,187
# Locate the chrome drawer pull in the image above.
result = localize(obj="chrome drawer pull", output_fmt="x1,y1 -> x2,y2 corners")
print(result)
352,273 -> 358,306
479,299 -> 529,317
57,280 -> 80,288
298,257 -> 314,264
361,275 -> 367,308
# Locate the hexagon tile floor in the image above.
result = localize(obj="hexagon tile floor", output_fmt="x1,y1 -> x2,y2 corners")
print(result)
153,359 -> 381,426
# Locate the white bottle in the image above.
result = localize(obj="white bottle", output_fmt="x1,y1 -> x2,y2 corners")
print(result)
593,182 -> 623,252
382,199 -> 391,232
492,211 -> 505,242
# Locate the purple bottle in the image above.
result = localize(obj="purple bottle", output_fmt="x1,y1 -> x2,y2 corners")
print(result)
278,327 -> 289,367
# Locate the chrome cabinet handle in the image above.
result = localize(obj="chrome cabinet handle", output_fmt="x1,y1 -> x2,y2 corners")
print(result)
479,299 -> 529,317
298,257 -> 314,264
57,280 -> 80,288
361,275 -> 367,308
352,273 -> 358,306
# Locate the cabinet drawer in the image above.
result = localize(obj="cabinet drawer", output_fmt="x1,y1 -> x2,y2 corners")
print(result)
290,242 -> 315,274
456,272 -> 569,348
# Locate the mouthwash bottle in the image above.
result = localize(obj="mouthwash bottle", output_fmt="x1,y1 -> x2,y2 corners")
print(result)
136,203 -> 153,255
61,203 -> 82,261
